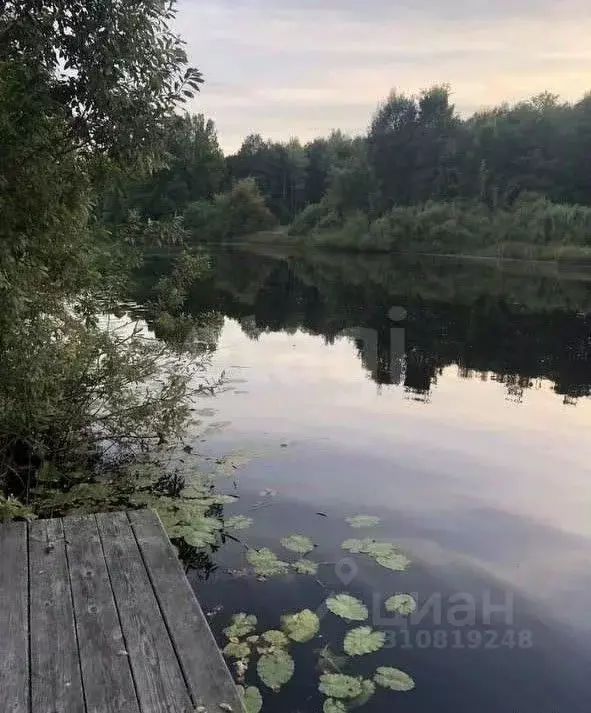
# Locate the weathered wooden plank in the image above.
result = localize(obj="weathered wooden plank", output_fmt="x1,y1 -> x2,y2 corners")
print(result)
29,518 -> 85,713
64,514 -> 140,713
128,510 -> 244,712
96,511 -> 194,713
0,520 -> 29,713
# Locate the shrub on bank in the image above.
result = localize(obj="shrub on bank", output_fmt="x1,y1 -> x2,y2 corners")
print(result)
287,194 -> 591,258
184,178 -> 277,242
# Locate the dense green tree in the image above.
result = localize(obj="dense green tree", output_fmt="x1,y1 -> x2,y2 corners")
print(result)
304,138 -> 332,204
101,113 -> 225,222
0,0 -> 205,508
367,86 -> 460,208
227,134 -> 310,221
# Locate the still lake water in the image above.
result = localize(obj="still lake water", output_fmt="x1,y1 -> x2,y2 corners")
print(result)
151,249 -> 591,712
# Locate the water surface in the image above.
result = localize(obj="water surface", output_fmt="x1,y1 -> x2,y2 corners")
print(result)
153,250 -> 591,712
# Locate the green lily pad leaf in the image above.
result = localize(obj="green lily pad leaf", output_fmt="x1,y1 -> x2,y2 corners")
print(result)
239,685 -> 263,713
262,630 -> 289,648
326,594 -> 368,621
223,613 -> 257,639
319,673 -> 363,699
363,540 -> 396,557
349,679 -> 376,708
341,539 -> 366,553
374,666 -> 415,692
375,552 -> 411,571
179,516 -> 223,548
385,594 -> 417,615
247,548 -> 289,577
257,649 -> 295,691
343,627 -> 386,656
225,515 -> 254,531
346,515 -> 381,529
281,609 -> 320,642
293,559 -> 318,575
323,699 -> 347,713
223,641 -> 251,659
280,534 -> 315,555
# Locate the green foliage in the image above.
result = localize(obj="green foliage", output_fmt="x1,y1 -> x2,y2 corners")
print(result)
227,135 -> 309,221
239,686 -> 263,713
225,515 -> 254,531
282,85 -> 591,258
247,548 -> 290,577
373,667 -> 415,692
374,552 -> 411,571
1,1 -> 202,163
293,559 -> 319,575
281,609 -> 320,643
342,539 -> 366,553
223,613 -> 258,639
257,649 -> 295,692
101,114 -> 225,223
326,595 -> 369,622
346,515 -> 381,529
185,178 -> 277,242
280,534 -> 315,554
262,630 -> 290,648
223,641 -> 251,659
324,700 -> 347,713
318,674 -> 363,700
289,201 -> 331,236
343,627 -> 386,656
0,496 -> 36,523
385,594 -> 417,616
340,539 -> 410,572
0,0 -> 211,521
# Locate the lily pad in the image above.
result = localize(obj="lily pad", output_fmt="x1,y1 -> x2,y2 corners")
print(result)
346,515 -> 381,529
239,686 -> 263,713
247,548 -> 289,577
319,673 -> 363,700
280,534 -> 315,555
225,515 -> 254,531
324,700 -> 347,713
341,539 -> 366,553
281,609 -> 320,643
343,627 -> 386,656
385,594 -> 417,616
223,613 -> 257,639
223,641 -> 251,659
262,630 -> 289,648
363,541 -> 397,558
326,594 -> 368,622
257,649 -> 295,691
293,559 -> 318,575
341,538 -> 411,571
375,552 -> 411,571
177,516 -> 223,548
374,666 -> 415,692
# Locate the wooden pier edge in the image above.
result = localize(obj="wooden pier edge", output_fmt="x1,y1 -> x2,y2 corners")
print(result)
0,509 -> 245,713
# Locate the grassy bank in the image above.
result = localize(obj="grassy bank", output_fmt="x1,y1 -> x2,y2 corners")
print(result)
280,196 -> 591,263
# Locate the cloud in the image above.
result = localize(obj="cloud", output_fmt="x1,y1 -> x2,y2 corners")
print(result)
175,0 -> 591,152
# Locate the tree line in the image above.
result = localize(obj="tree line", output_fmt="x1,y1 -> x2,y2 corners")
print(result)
101,84 -> 591,256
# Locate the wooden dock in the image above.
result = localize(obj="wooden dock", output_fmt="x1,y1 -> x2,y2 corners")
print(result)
0,510 -> 243,713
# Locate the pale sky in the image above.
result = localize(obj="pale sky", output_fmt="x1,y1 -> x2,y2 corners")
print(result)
176,0 -> 591,153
